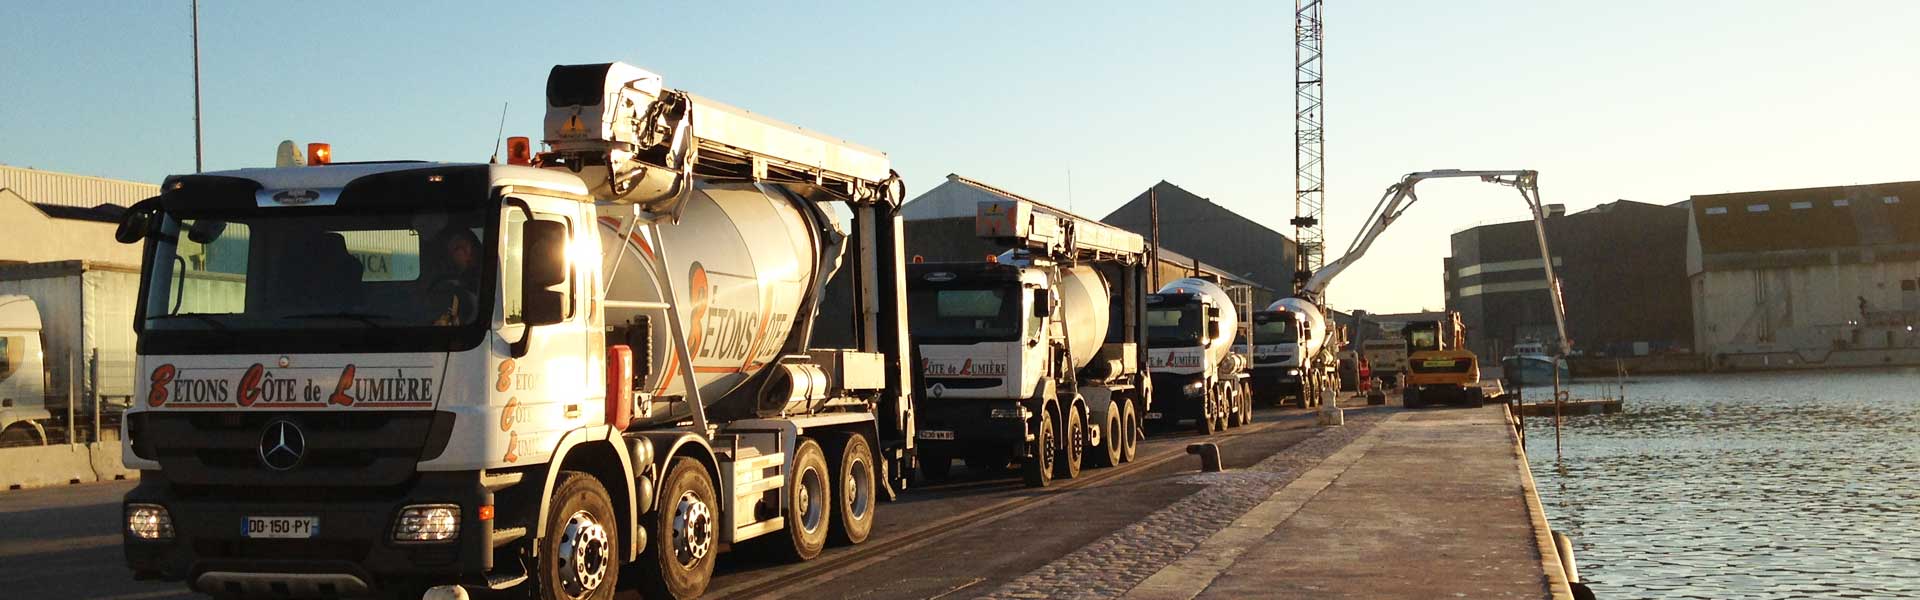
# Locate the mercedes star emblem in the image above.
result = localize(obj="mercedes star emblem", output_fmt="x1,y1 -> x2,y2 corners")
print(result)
259,420 -> 307,471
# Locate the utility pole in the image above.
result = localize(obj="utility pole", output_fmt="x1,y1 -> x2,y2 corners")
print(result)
1291,0 -> 1325,292
191,0 -> 204,173
1148,187 -> 1162,288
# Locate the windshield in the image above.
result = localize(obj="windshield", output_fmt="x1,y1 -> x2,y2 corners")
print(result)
142,209 -> 488,333
1252,315 -> 1297,345
909,287 -> 1023,342
1147,307 -> 1202,347
1405,324 -> 1441,352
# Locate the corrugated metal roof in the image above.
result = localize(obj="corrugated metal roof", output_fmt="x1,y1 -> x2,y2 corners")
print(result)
1691,179 -> 1920,256
0,164 -> 159,209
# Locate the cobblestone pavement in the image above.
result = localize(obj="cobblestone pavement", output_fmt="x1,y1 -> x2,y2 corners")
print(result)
975,411 -> 1390,600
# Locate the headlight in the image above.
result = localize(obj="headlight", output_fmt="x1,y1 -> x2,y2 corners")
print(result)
990,407 -> 1027,419
393,504 -> 460,542
126,503 -> 174,540
1287,368 -> 1301,377
1182,381 -> 1206,397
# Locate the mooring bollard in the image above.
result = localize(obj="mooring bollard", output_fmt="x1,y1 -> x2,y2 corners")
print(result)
1186,442 -> 1223,472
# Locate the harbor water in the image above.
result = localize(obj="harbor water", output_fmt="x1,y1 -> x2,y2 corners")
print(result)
1522,369 -> 1920,599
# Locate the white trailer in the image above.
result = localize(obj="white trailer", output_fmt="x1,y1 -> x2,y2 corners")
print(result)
0,261 -> 141,445
118,62 -> 913,600
908,192 -> 1151,487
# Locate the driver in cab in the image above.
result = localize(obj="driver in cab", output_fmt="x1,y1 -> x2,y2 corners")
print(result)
426,229 -> 482,325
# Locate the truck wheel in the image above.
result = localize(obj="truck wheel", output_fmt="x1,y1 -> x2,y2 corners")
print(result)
0,424 -> 41,448
1054,406 -> 1084,480
1089,406 -> 1122,468
1119,400 -> 1139,464
1022,408 -> 1055,488
1196,394 -> 1219,435
830,434 -> 876,546
1466,388 -> 1486,409
777,438 -> 832,561
537,472 -> 620,600
919,450 -> 953,482
635,457 -> 717,600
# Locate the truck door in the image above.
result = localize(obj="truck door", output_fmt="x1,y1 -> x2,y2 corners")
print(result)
498,196 -> 597,465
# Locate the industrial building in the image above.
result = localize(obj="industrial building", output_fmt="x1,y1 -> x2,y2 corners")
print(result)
1688,180 -> 1920,370
900,175 -> 1277,308
1445,200 -> 1692,361
1101,181 -> 1299,298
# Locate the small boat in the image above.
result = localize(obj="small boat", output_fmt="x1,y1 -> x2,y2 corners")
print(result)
1501,341 -> 1569,386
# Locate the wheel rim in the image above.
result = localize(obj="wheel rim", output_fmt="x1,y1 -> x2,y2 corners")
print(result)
797,462 -> 826,534
1069,414 -> 1084,463
558,510 -> 610,597
845,455 -> 873,521
1039,416 -> 1055,473
671,490 -> 714,566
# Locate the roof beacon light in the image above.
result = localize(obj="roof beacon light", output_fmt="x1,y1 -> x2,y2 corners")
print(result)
506,137 -> 532,166
307,143 -> 332,166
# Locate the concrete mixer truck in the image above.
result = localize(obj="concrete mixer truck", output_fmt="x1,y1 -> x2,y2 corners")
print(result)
908,192 -> 1150,487
115,61 -> 913,600
1142,279 -> 1253,434
1249,297 -> 1333,408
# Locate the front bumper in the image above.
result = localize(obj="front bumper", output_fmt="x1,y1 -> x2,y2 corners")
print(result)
1146,374 -> 1206,423
123,470 -> 498,594
916,399 -> 1032,458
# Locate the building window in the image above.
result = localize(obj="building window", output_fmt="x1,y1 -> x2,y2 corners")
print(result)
1885,196 -> 1902,205
1833,199 -> 1850,207
1705,207 -> 1729,215
1746,204 -> 1770,213
1789,201 -> 1813,210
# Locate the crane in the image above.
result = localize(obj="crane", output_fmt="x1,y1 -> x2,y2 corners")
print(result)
1292,0 -> 1327,291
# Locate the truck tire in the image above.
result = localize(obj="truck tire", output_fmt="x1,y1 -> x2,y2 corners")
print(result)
1197,394 -> 1219,435
635,457 -> 717,600
1119,399 -> 1139,464
1055,406 -> 1084,480
1089,405 -> 1122,468
1403,387 -> 1424,409
777,438 -> 831,561
919,450 -> 953,482
830,434 -> 876,546
0,424 -> 42,448
1465,388 -> 1486,409
536,472 -> 620,600
1022,408 -> 1055,488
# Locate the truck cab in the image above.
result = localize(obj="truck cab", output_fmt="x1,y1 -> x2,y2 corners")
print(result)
0,295 -> 50,446
1249,307 -> 1309,406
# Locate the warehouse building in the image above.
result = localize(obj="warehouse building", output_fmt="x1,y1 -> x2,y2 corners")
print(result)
1688,180 -> 1920,369
1445,200 -> 1692,361
1101,181 -> 1298,298
899,174 -> 1276,308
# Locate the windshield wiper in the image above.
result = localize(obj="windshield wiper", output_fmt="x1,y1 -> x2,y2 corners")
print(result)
161,313 -> 233,332
283,312 -> 392,328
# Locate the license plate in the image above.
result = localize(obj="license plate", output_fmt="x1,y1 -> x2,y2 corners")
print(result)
244,516 -> 319,539
918,430 -> 956,441
1145,412 -> 1163,419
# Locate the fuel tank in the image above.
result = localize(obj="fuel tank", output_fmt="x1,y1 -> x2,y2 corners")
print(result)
598,179 -> 841,425
1157,278 -> 1239,367
1265,297 -> 1329,359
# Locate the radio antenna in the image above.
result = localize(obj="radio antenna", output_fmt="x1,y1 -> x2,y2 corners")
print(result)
488,102 -> 509,164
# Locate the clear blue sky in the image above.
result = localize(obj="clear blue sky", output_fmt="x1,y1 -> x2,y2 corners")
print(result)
5,1 -> 1917,312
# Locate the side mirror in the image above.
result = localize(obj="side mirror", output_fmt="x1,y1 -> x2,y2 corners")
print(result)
114,197 -> 162,244
1032,288 -> 1052,317
521,220 -> 569,327
187,220 -> 227,244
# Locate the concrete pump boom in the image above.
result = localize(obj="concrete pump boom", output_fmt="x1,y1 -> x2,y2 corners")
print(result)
1298,169 -> 1572,355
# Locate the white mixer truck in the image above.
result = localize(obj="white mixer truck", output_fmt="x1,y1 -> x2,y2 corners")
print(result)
908,194 -> 1150,487
1142,279 -> 1252,434
1249,297 -> 1332,408
116,61 -> 914,600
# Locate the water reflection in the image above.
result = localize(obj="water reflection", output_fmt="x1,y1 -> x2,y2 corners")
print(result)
1522,368 -> 1920,599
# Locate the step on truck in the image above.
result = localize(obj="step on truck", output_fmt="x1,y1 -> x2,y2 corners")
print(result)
907,193 -> 1150,487
115,61 -> 915,600
1141,279 -> 1253,434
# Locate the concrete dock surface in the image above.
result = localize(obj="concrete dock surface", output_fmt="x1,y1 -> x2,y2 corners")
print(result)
1125,407 -> 1574,600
